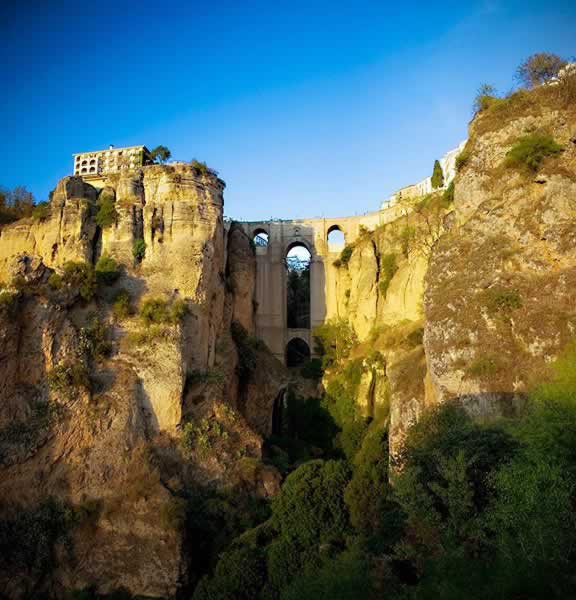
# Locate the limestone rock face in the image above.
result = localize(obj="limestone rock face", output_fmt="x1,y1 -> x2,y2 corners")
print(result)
0,177 -> 97,281
424,105 -> 576,415
0,164 -> 288,598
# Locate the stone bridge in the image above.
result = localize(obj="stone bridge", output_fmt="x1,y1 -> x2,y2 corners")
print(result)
237,204 -> 406,365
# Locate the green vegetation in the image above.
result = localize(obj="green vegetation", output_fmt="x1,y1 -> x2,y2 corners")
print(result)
340,245 -> 353,264
0,499 -> 81,581
230,320 -> 266,380
431,159 -> 444,189
0,400 -> 59,462
149,145 -> 172,164
455,146 -> 471,172
181,417 -> 228,458
82,316 -> 112,360
442,180 -> 455,206
466,354 -> 503,378
516,52 -> 567,88
472,83 -> 501,113
61,261 -> 96,301
139,297 -> 187,325
95,191 -> 118,228
112,288 -> 132,319
32,201 -> 50,221
47,362 -> 91,398
300,357 -> 323,380
95,255 -> 121,286
481,286 -> 523,319
504,133 -> 563,172
378,253 -> 398,298
0,185 -> 35,224
133,238 -> 146,261
313,318 -> 357,370
190,159 -> 218,177
194,333 -> 576,600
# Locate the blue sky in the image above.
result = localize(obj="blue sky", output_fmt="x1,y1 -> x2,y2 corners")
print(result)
0,0 -> 574,220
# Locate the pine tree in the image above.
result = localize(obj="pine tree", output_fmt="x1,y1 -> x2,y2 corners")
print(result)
431,160 -> 444,189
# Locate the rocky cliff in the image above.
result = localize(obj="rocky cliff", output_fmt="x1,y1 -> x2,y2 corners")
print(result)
0,164 -> 285,597
322,80 -> 576,457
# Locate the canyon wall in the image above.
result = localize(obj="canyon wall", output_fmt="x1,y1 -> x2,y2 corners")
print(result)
0,164 -> 285,597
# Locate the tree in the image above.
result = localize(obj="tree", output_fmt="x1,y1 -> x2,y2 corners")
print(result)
149,145 -> 171,164
516,53 -> 567,88
431,160 -> 444,189
473,83 -> 498,114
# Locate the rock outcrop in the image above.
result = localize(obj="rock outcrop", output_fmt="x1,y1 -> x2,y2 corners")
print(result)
0,165 -> 287,597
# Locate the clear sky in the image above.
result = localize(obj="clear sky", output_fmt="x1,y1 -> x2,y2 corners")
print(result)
1,0 -> 574,220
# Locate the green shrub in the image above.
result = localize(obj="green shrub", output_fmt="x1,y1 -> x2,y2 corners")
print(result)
95,192 -> 118,228
442,181 -> 455,206
271,459 -> 351,545
300,358 -> 323,380
32,201 -> 50,221
0,400 -> 59,461
133,238 -> 146,261
339,245 -> 353,266
230,321 -> 265,379
313,319 -> 357,369
193,547 -> 267,600
481,287 -> 522,319
466,354 -> 503,378
0,499 -> 78,577
431,159 -> 444,189
95,255 -> 121,286
139,297 -> 186,325
455,148 -> 471,172
180,417 -> 227,458
504,133 -> 563,171
82,316 -> 112,360
0,290 -> 16,310
266,539 -> 320,595
61,261 -> 96,301
47,362 -> 91,398
472,83 -> 501,114
190,159 -> 218,177
112,289 -> 132,319
281,546 -> 372,600
378,253 -> 398,298
47,272 -> 63,290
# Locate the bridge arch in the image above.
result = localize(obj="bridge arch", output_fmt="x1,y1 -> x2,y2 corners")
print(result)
285,337 -> 311,367
253,228 -> 269,248
327,224 -> 345,245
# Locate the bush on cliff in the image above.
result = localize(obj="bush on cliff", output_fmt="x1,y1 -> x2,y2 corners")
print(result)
31,201 -> 50,221
61,261 -> 96,301
47,362 -> 91,398
139,297 -> 187,325
95,191 -> 118,228
504,133 -> 563,172
95,255 -> 121,286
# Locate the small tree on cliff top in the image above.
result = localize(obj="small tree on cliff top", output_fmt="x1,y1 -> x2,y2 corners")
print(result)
431,160 -> 444,189
516,53 -> 567,88
149,145 -> 172,164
